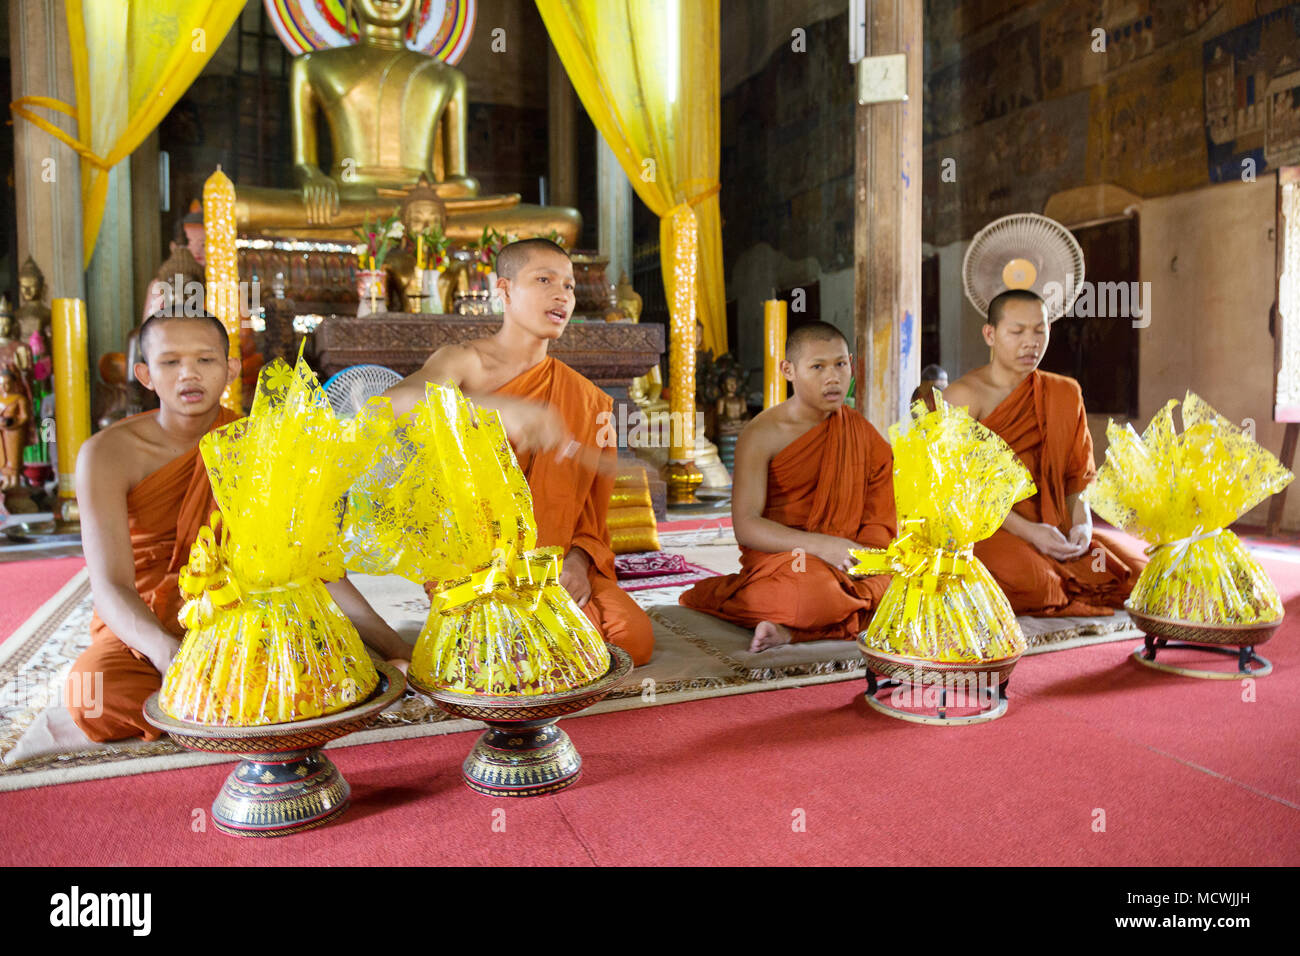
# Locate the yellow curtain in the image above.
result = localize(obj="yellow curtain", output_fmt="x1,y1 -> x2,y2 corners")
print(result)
536,0 -> 727,359
11,0 -> 244,267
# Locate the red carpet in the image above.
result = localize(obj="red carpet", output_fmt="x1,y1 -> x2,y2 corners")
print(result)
0,557 -> 84,646
1,549 -> 1296,866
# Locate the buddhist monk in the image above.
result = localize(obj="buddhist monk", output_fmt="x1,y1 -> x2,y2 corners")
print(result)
384,238 -> 654,665
943,289 -> 1146,616
679,322 -> 896,652
5,313 -> 410,762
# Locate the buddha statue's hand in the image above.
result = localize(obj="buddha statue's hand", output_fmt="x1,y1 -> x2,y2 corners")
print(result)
298,169 -> 340,224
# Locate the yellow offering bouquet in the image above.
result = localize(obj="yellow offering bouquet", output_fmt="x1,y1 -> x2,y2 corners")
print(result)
1088,393 -> 1293,624
852,396 -> 1035,662
343,383 -> 610,696
158,356 -> 395,725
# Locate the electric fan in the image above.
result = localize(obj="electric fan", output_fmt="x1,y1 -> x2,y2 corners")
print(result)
962,213 -> 1085,322
321,364 -> 403,417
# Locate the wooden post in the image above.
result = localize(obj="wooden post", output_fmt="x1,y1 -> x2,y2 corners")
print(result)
547,42 -> 578,211
9,0 -> 86,302
853,0 -> 922,432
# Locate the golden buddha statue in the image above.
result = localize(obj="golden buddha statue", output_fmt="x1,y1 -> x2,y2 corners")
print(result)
16,256 -> 50,345
236,0 -> 580,245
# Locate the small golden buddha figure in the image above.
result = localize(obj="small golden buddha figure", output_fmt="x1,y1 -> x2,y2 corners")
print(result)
0,368 -> 31,490
15,256 -> 51,346
616,271 -> 642,323
235,0 -> 580,245
716,373 -> 749,436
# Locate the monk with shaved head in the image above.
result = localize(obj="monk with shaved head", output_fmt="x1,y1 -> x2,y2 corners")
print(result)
680,321 -> 896,652
943,289 -> 1146,615
384,238 -> 654,665
5,313 -> 409,763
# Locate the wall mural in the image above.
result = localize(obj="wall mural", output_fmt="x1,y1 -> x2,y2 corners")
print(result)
1203,4 -> 1300,183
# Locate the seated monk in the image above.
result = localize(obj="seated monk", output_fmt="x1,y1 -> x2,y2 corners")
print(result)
943,289 -> 1147,616
679,322 -> 896,652
384,238 -> 654,665
5,313 -> 410,762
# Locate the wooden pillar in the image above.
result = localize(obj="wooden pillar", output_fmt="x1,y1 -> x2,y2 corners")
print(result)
597,135 -> 632,280
853,0 -> 922,432
86,163 -> 134,396
130,130 -> 162,323
547,43 -> 578,210
9,0 -> 85,301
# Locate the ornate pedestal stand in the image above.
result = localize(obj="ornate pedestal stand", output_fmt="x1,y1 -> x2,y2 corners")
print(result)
1126,606 -> 1279,679
409,646 -> 632,797
859,644 -> 1021,725
144,662 -> 405,836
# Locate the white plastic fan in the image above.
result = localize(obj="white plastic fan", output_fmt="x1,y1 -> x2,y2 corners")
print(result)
962,213 -> 1085,322
322,364 -> 403,417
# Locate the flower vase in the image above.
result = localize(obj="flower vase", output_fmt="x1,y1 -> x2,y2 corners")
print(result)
356,269 -> 387,317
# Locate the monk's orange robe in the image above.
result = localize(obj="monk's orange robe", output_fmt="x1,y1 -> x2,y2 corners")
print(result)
678,406 -> 896,641
495,357 -> 654,665
973,370 -> 1146,616
67,407 -> 239,742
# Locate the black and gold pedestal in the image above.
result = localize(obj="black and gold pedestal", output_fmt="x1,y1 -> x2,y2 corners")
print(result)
859,645 -> 1020,725
143,662 -> 405,837
409,646 -> 632,797
1126,606 -> 1279,679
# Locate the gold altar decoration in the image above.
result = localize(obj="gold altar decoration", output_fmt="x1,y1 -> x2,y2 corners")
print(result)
763,298 -> 787,409
159,354 -> 394,725
537,0 -> 727,357
51,298 -> 90,526
233,0 -> 579,245
1089,392 -> 1293,625
203,167 -> 243,412
344,383 -> 610,696
9,1 -> 243,265
852,395 -> 1033,663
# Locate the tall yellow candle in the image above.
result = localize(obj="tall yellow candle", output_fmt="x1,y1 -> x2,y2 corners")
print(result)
203,166 -> 242,413
52,297 -> 90,524
667,208 -> 698,462
763,298 -> 787,408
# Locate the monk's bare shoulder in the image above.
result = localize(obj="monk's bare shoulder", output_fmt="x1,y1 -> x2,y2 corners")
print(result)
735,405 -> 791,461
76,414 -> 162,492
942,367 -> 990,419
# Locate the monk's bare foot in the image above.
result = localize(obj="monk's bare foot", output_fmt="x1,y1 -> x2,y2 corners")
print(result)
750,621 -> 793,653
3,706 -> 96,766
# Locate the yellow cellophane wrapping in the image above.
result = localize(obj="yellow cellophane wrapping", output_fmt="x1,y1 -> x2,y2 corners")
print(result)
1088,392 -> 1293,624
158,356 -> 393,725
852,396 -> 1035,662
344,383 -> 610,695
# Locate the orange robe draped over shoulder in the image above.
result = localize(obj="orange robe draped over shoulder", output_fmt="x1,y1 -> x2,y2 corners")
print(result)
67,407 -> 238,742
495,357 -> 654,665
679,406 -> 896,641
973,370 -> 1146,616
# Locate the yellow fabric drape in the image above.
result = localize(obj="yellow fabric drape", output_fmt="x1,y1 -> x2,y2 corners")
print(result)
10,1 -> 244,267
536,0 -> 727,359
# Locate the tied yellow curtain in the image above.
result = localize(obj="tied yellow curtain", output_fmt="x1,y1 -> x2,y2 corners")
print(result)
535,0 -> 728,364
10,1 -> 244,267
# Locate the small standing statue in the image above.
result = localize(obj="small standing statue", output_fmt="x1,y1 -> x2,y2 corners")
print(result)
0,368 -> 31,490
715,372 -> 750,473
15,256 -> 51,349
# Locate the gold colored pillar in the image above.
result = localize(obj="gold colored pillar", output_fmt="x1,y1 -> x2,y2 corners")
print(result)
763,298 -> 787,408
661,205 -> 703,506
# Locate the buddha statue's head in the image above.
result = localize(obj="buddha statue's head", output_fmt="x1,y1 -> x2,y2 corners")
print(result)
0,311 -> 15,340
401,175 -> 445,235
352,0 -> 418,30
18,257 -> 43,305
